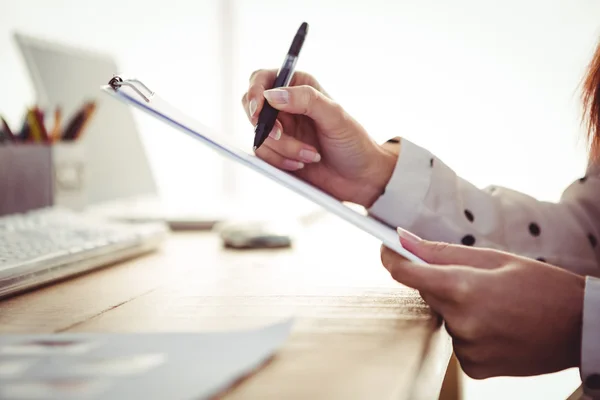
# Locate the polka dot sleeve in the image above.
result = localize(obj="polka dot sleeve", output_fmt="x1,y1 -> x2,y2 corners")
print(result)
369,138 -> 600,277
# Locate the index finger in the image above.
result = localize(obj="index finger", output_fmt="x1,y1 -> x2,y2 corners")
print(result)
380,246 -> 466,300
247,69 -> 278,119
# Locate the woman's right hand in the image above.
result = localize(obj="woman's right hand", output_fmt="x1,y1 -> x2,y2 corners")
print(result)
242,69 -> 397,208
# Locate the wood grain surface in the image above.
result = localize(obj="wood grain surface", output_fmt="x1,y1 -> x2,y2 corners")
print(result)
0,216 -> 452,399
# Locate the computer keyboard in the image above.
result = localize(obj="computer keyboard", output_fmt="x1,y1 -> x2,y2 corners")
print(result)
0,207 -> 168,299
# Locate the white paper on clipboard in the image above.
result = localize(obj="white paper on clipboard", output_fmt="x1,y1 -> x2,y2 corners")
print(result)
100,80 -> 426,264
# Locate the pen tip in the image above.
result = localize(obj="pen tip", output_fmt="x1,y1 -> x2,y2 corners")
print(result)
299,22 -> 308,34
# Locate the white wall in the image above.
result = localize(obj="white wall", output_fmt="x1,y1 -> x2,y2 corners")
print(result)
4,1 -> 598,213
0,0 -> 225,208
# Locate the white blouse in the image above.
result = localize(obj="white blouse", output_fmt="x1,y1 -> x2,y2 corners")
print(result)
368,138 -> 600,398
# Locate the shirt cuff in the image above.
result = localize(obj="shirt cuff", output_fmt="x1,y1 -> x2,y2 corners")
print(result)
368,138 -> 434,229
582,276 -> 600,398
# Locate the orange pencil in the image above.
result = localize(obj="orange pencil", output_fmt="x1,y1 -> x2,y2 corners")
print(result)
50,107 -> 62,142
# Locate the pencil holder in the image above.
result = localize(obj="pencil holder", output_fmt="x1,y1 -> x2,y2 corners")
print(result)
52,142 -> 87,211
0,144 -> 53,216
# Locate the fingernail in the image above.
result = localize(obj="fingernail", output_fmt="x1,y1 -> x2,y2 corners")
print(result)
299,149 -> 321,163
264,89 -> 289,104
283,159 -> 304,170
249,99 -> 257,117
269,127 -> 281,140
397,227 -> 421,245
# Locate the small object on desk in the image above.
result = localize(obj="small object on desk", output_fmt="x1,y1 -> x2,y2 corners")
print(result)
216,220 -> 294,249
162,215 -> 220,231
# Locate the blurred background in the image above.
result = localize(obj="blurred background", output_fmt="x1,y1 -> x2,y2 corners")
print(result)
1,1 -> 599,398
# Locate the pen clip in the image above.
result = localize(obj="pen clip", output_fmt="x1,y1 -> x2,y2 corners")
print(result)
108,75 -> 154,102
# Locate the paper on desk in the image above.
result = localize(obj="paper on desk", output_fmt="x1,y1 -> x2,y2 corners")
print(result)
0,318 -> 293,400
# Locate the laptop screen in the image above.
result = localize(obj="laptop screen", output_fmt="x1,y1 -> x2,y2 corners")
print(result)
14,33 -> 158,207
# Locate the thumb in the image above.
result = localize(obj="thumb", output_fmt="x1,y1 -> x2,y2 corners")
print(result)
263,86 -> 345,130
397,228 -> 499,269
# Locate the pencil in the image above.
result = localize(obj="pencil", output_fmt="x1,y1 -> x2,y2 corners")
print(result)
26,109 -> 43,142
62,107 -> 85,141
50,107 -> 62,142
34,107 -> 49,142
73,101 -> 96,140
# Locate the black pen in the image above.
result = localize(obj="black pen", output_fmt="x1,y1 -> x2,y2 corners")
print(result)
253,22 -> 308,150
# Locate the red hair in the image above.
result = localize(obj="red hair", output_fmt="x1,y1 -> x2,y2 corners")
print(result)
583,41 -> 600,161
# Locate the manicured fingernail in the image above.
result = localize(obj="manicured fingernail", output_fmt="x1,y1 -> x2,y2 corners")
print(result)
299,149 -> 321,163
397,227 -> 421,245
249,99 -> 257,117
264,89 -> 289,104
269,127 -> 281,140
283,159 -> 304,170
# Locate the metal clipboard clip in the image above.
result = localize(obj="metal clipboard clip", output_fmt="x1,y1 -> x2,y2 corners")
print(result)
108,75 -> 155,103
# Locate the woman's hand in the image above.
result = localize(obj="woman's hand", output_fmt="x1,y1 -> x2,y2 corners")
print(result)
242,69 -> 397,208
380,229 -> 585,379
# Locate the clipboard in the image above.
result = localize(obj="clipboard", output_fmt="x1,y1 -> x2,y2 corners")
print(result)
101,76 -> 426,264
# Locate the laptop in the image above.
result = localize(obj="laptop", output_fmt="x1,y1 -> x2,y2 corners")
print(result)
13,32 -> 226,230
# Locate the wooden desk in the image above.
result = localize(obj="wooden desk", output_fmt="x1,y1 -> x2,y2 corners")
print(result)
0,217 -> 452,399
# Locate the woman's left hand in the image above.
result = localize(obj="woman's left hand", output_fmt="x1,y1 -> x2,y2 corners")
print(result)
381,228 -> 585,379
